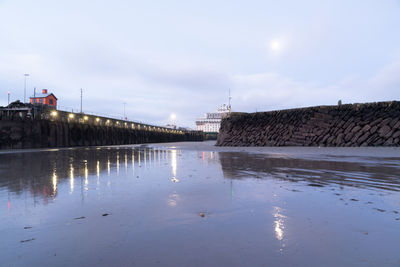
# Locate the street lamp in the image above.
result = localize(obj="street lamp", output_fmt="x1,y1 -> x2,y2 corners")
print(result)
123,102 -> 127,120
7,91 -> 10,105
24,74 -> 29,103
170,113 -> 176,128
80,88 -> 83,113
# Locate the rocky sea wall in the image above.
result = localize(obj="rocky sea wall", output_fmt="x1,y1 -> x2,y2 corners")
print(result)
0,119 -> 203,149
217,101 -> 400,147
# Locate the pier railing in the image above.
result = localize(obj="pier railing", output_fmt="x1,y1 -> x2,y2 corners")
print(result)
46,109 -> 184,134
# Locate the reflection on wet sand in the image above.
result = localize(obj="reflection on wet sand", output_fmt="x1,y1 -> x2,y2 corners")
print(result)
1,142 -> 400,266
273,206 -> 287,253
0,146 -> 177,205
218,152 -> 400,191
171,150 -> 179,182
2,146 -> 399,207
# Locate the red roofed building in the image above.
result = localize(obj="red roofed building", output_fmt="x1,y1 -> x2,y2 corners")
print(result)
30,89 -> 57,107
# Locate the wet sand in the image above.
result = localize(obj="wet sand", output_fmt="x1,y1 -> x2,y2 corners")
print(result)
1,141 -> 399,266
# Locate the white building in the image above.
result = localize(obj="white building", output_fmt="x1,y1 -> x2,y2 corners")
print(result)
195,104 -> 230,133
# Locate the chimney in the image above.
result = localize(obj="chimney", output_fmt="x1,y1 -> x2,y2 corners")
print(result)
42,89 -> 48,94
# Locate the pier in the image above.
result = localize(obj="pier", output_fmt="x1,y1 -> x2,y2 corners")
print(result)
0,103 -> 203,149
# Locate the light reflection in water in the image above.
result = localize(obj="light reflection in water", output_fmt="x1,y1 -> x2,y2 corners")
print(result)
96,160 -> 100,186
132,152 -> 135,176
168,193 -> 180,207
149,149 -> 151,165
273,206 -> 287,252
107,159 -> 111,176
144,148 -> 147,167
70,163 -> 74,193
116,152 -> 120,175
171,150 -> 178,182
125,153 -> 128,174
1,147 -> 181,206
52,172 -> 57,196
84,161 -> 89,188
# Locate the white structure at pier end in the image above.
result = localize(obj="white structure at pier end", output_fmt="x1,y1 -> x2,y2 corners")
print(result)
195,104 -> 230,133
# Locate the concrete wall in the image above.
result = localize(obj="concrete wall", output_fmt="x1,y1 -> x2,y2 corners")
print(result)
217,101 -> 400,147
0,118 -> 203,149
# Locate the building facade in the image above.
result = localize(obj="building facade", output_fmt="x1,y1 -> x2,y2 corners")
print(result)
30,89 -> 57,107
195,104 -> 230,133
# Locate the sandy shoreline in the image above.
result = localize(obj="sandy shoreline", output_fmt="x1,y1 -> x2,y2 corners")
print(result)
1,141 -> 399,266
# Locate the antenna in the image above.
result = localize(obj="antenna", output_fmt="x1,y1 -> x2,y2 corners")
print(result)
24,74 -> 29,103
228,89 -> 232,112
123,102 -> 127,120
80,88 -> 83,113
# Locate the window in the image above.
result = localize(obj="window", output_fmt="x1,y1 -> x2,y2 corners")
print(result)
49,99 -> 53,105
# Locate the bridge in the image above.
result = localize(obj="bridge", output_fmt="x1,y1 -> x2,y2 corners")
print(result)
0,103 -> 203,149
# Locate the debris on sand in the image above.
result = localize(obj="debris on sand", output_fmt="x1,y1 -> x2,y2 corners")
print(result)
102,213 -> 109,216
374,208 -> 386,213
23,226 -> 32,229
199,212 -> 205,218
308,183 -> 324,187
350,199 -> 359,201
73,216 -> 86,220
20,238 -> 35,243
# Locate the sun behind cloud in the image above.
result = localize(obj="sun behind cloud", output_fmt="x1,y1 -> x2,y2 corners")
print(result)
270,40 -> 281,51
268,39 -> 283,53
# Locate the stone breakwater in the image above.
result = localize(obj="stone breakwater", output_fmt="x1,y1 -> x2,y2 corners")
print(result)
217,101 -> 400,147
0,119 -> 203,149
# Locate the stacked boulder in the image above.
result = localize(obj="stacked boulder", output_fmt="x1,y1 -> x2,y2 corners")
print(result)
217,101 -> 400,147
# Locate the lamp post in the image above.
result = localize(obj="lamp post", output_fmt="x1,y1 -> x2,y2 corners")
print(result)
24,74 -> 29,103
7,91 -> 10,105
170,113 -> 176,129
228,88 -> 232,112
80,88 -> 83,113
123,102 -> 127,120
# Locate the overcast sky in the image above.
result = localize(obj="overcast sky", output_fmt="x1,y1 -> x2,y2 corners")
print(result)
1,0 -> 399,127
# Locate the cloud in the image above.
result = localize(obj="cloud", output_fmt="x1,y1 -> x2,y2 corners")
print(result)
1,49 -> 400,127
229,58 -> 400,113
369,60 -> 400,92
1,1 -> 400,128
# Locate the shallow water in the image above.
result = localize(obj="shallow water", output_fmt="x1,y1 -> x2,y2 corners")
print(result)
1,141 -> 400,266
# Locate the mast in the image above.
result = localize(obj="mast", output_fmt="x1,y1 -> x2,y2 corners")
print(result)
80,88 -> 83,113
228,89 -> 232,112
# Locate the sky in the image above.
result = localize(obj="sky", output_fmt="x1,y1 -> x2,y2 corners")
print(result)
0,0 -> 399,127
